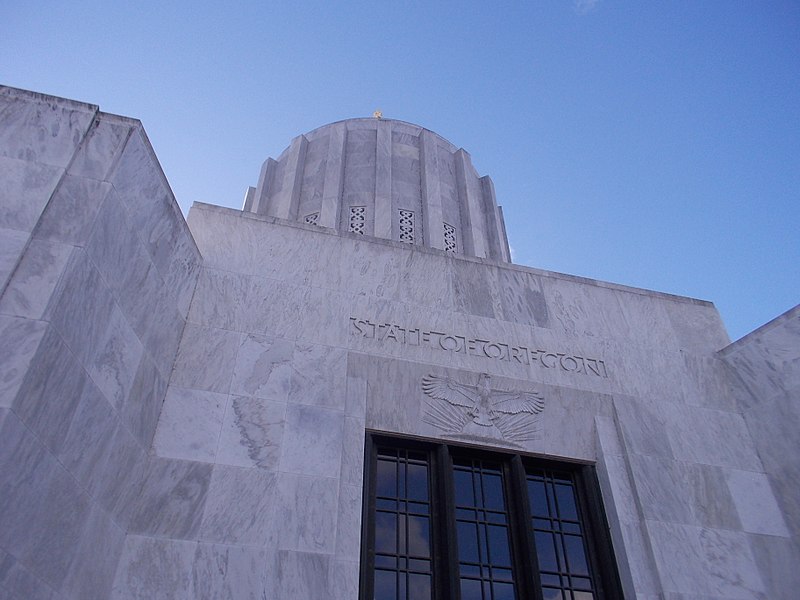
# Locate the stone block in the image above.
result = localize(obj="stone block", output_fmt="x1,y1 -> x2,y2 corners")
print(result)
187,267 -> 251,331
229,333 -> 293,400
0,155 -> 63,232
120,352 -> 167,448
725,468 -> 790,537
0,227 -> 28,292
13,326 -> 87,452
0,238 -> 74,319
87,304 -> 144,410
87,423 -> 147,530
199,465 -> 279,546
266,550 -> 331,599
0,547 -> 56,600
0,315 -> 47,408
192,543 -> 268,600
0,411 -> 91,590
34,175 -> 112,245
49,250 -> 115,367
171,324 -> 240,393
0,87 -> 96,168
275,472 -> 339,553
279,403 -> 344,477
61,503 -> 125,600
111,535 -> 196,600
748,534 -> 800,600
216,395 -> 286,470
68,114 -> 132,181
152,386 -> 227,462
56,378 -> 118,490
128,457 -> 212,539
335,483 -> 363,560
288,342 -> 347,410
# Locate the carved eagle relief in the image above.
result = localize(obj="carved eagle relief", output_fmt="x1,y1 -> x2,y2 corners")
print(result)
421,373 -> 544,442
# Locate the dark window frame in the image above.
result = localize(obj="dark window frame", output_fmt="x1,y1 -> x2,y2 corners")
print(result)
360,432 -> 624,600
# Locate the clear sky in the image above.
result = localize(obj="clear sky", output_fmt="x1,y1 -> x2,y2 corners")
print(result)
2,1 -> 798,341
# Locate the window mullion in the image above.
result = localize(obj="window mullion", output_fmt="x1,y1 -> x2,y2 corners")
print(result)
509,455 -> 542,600
436,444 -> 459,600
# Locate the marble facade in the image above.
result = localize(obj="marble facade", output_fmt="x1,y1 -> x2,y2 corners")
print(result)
1,85 -> 798,599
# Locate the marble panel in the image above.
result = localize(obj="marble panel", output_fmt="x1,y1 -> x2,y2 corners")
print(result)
216,395 -> 286,470
13,326 -> 86,452
0,315 -> 46,408
129,457 -> 213,539
120,352 -> 167,448
679,353 -> 738,411
724,468 -> 789,536
49,249 -> 115,366
187,267 -> 250,331
163,237 -> 201,320
139,290 -> 185,380
0,88 -> 95,167
229,333 -> 293,401
0,238 -> 74,319
276,473 -> 339,553
335,483 -> 363,560
288,342 -> 347,410
87,304 -> 144,409
0,547 -> 56,600
34,175 -> 112,245
345,374 -> 368,419
598,454 -> 640,523
628,454 -> 695,525
56,378 -> 118,490
199,465 -> 279,545
87,423 -> 147,530
0,157 -> 65,235
329,559 -> 361,600
748,534 -> 800,600
497,267 -> 550,328
448,257 -> 498,319
0,412 -> 91,590
152,386 -> 227,462
341,415 -> 366,487
61,503 -> 125,600
111,535 -> 196,600
192,543 -> 267,600
68,115 -> 132,181
0,226 -> 28,290
647,521 -> 765,598
688,464 -> 741,530
279,403 -> 344,477
613,395 -> 674,458
664,403 -> 762,470
267,550 -> 331,599
171,324 -> 240,393
665,298 -> 729,352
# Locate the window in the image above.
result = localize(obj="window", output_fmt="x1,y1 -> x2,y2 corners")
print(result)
360,434 -> 622,600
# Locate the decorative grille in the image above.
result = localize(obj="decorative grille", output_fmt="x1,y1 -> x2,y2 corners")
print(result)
304,212 -> 319,225
399,210 -> 415,243
349,206 -> 366,234
443,222 -> 457,253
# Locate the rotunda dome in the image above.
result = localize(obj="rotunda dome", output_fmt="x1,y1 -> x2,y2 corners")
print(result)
243,118 -> 510,262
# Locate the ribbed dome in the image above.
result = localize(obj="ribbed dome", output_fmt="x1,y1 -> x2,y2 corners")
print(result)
243,118 -> 510,262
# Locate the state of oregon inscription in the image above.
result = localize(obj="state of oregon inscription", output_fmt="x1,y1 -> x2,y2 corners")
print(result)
349,317 -> 609,378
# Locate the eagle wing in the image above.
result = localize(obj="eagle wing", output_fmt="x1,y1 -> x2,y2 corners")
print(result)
491,389 -> 545,415
421,375 -> 477,409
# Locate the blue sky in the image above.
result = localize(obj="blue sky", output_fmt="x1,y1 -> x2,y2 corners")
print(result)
2,1 -> 798,341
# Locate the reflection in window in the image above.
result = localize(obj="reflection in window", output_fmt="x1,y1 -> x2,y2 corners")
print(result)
374,447 -> 433,600
362,436 -> 621,600
453,458 -> 516,600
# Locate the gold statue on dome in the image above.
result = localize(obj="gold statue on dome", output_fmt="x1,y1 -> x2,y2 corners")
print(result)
373,110 -> 382,119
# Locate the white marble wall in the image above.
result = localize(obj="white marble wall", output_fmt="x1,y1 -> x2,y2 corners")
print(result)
0,87 -> 200,600
719,305 -> 800,599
